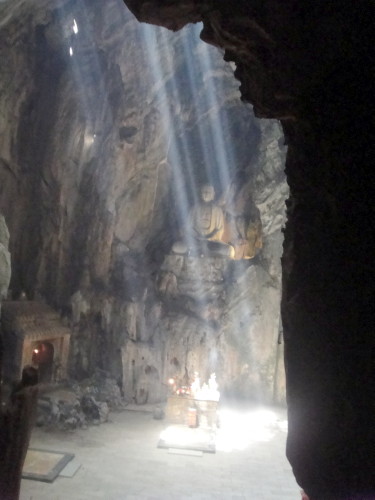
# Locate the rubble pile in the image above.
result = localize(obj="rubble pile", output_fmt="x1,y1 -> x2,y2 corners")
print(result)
36,372 -> 122,430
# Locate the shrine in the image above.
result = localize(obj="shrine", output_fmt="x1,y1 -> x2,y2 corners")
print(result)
1,301 -> 71,383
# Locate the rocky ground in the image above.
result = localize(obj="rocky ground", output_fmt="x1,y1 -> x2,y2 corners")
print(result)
34,371 -> 125,430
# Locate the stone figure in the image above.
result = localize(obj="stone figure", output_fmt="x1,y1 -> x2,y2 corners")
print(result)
172,184 -> 234,258
189,184 -> 225,241
158,271 -> 178,296
219,182 -> 263,260
223,214 -> 262,259
244,218 -> 263,258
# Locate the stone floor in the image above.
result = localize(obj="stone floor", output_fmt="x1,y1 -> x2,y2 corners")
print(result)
20,404 -> 300,500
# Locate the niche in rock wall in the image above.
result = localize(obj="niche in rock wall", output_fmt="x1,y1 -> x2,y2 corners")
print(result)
170,357 -> 180,370
1,301 -> 71,383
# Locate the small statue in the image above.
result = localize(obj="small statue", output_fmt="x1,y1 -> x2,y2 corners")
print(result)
208,373 -> 220,401
190,372 -> 201,398
172,184 -> 234,258
224,214 -> 262,259
189,185 -> 225,241
158,271 -> 178,296
220,181 -> 263,259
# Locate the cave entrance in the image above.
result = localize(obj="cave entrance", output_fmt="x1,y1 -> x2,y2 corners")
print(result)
32,341 -> 54,383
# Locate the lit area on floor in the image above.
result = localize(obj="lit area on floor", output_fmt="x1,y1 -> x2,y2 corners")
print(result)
19,405 -> 299,500
158,406 -> 288,453
216,407 -> 287,452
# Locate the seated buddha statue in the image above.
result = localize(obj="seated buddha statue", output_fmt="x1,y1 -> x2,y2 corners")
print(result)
172,184 -> 234,258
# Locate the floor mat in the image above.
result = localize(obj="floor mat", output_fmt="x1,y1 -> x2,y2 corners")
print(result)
58,459 -> 81,478
158,424 -> 216,453
22,448 -> 75,483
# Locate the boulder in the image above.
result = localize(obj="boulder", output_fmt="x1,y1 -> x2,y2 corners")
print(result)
80,394 -> 109,424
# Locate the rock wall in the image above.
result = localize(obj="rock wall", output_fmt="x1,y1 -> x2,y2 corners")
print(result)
0,212 -> 11,430
0,213 -> 11,387
0,213 -> 11,386
0,215 -> 11,304
122,1 -> 375,498
0,0 -> 287,408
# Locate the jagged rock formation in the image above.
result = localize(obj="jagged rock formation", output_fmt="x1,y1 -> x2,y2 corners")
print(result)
0,213 -> 11,375
36,374 -> 123,430
0,0 -> 287,428
0,214 -> 11,399
123,1 -> 375,499
0,215 -> 11,303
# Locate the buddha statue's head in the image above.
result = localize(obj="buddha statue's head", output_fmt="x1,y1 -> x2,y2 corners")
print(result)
200,184 -> 215,203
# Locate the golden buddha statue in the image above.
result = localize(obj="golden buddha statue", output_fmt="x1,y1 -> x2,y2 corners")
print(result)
172,184 -> 234,257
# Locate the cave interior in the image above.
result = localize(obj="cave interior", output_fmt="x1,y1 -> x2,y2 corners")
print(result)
0,0 -> 374,499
